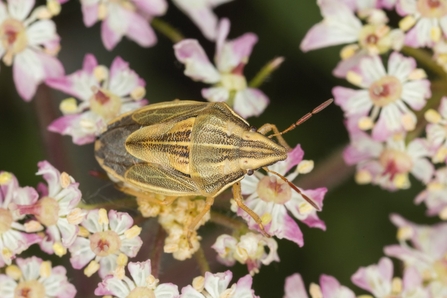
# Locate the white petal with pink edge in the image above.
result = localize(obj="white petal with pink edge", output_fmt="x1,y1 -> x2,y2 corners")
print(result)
174,39 -> 221,83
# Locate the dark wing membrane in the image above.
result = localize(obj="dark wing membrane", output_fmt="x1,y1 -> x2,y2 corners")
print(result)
132,101 -> 210,126
95,113 -> 141,180
125,163 -> 200,196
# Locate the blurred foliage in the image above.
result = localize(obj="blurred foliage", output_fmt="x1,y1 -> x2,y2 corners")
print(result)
0,0 -> 438,297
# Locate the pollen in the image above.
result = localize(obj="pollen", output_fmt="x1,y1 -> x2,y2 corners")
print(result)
192,276 -> 205,292
94,65 -> 109,82
340,44 -> 359,60
355,170 -> 372,184
425,109 -> 442,124
84,260 -> 100,277
40,261 -> 52,278
408,68 -> 427,80
397,226 -> 413,241
440,206 -> 447,220
309,283 -> 323,298
297,160 -> 314,174
358,116 -> 374,130
6,265 -> 21,280
393,173 -> 410,189
60,98 -> 78,115
67,208 -> 86,225
346,71 -> 363,87
98,208 -> 109,225
131,86 -> 146,100
24,220 -> 44,232
124,225 -> 141,239
401,113 -> 416,131
261,213 -> 272,225
47,0 -> 61,16
399,15 -> 416,31
0,172 -> 12,184
53,242 -> 67,257
391,277 -> 403,294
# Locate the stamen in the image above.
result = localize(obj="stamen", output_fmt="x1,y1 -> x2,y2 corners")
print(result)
399,16 -> 416,31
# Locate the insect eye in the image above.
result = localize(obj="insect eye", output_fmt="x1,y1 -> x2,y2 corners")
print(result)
249,126 -> 257,132
247,169 -> 254,176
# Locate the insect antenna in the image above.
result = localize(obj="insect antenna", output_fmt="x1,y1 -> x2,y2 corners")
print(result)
268,98 -> 333,139
262,167 -> 321,211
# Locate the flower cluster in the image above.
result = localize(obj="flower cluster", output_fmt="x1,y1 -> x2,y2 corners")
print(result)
237,144 -> 327,246
301,0 -> 447,212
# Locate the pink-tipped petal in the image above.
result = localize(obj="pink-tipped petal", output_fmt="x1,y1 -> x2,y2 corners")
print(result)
81,3 -> 99,27
284,273 -> 308,298
174,39 -> 220,83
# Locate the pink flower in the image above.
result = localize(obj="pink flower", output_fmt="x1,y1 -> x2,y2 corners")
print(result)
211,232 -> 279,275
415,167 -> 447,218
14,161 -> 83,256
283,273 -> 355,298
397,0 -> 447,47
238,145 -> 327,246
80,0 -> 167,50
172,0 -> 233,40
46,54 -> 147,145
0,172 -> 41,267
425,97 -> 447,163
300,0 -> 403,77
344,129 -> 434,190
334,52 -> 431,141
352,256 -> 429,297
0,0 -> 64,100
95,260 -> 179,297
68,209 -> 143,278
174,18 -> 269,118
384,214 -> 447,294
0,256 -> 76,298
180,270 -> 258,298
283,273 -> 308,298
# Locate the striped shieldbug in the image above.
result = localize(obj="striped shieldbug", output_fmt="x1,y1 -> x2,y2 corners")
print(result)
94,99 -> 332,237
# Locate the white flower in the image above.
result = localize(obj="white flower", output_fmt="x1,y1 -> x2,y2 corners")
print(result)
95,260 -> 179,297
334,52 -> 430,141
69,209 -> 142,278
0,0 -> 63,100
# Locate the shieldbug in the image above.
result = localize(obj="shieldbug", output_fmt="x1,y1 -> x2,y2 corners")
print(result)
94,99 -> 332,237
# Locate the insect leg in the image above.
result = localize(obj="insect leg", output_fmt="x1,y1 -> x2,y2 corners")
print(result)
256,123 -> 292,151
115,184 -> 178,206
186,196 -> 214,246
232,182 -> 270,237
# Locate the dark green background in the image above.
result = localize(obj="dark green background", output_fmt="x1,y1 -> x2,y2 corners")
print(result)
0,1 -> 437,297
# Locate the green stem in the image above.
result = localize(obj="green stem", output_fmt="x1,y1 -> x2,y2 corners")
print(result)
194,246 -> 210,275
210,211 -> 249,233
401,46 -> 447,79
248,57 -> 284,88
151,18 -> 184,43
77,197 -> 138,210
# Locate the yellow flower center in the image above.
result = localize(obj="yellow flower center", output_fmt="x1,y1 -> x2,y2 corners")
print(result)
89,88 -> 122,121
369,75 -> 402,107
0,18 -> 28,66
0,208 -> 13,234
379,148 -> 413,178
358,24 -> 391,54
35,197 -> 60,227
257,176 -> 291,204
14,280 -> 46,298
90,230 -> 121,257
417,0 -> 447,18
128,287 -> 155,298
